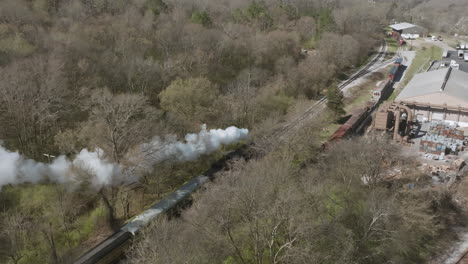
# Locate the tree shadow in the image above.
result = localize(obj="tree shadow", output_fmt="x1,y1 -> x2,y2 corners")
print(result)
337,114 -> 352,125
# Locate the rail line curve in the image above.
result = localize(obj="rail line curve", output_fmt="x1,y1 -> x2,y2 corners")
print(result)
73,40 -> 390,264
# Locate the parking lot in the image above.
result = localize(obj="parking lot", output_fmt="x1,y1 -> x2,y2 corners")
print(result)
429,50 -> 468,73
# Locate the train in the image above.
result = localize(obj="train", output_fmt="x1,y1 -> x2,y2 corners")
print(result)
75,57 -> 403,264
388,58 -> 403,79
390,31 -> 406,46
324,58 -> 403,147
74,146 -> 250,264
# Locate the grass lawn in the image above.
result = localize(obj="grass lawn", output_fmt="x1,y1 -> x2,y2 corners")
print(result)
387,44 -> 443,101
344,70 -> 387,113
385,37 -> 399,60
405,45 -> 443,83
345,86 -> 372,113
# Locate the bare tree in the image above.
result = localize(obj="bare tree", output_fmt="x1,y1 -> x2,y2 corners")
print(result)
82,88 -> 157,164
75,88 -> 159,228
0,55 -> 67,159
1,212 -> 30,264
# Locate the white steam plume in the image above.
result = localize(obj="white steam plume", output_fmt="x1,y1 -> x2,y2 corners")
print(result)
127,124 -> 249,175
0,146 -> 122,190
0,125 -> 249,190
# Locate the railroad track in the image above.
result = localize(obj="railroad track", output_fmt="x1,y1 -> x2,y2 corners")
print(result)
74,39 -> 390,264
455,249 -> 468,264
271,39 -> 389,139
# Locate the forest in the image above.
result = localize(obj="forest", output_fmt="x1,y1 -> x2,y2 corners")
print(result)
129,125 -> 462,264
0,0 -> 467,263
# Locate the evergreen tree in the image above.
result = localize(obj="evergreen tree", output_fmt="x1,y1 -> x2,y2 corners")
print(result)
327,85 -> 345,119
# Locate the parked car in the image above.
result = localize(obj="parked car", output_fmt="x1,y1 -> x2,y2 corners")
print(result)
459,50 -> 464,58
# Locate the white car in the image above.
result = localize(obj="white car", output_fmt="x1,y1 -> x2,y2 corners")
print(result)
465,53 -> 468,62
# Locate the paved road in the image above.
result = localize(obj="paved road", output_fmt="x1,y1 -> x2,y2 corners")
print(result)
423,38 -> 456,51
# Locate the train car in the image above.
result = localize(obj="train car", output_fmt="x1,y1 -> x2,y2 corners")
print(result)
74,175 -> 210,264
387,58 -> 403,80
394,58 -> 403,66
388,65 -> 398,80
391,32 -> 406,46
74,231 -> 132,264
399,38 -> 406,46
73,146 -> 249,264
324,77 -> 395,150
326,107 -> 371,145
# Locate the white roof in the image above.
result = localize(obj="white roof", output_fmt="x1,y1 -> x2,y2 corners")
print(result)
390,22 -> 420,31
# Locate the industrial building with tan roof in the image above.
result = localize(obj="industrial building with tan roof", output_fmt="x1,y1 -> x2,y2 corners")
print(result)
396,67 -> 468,126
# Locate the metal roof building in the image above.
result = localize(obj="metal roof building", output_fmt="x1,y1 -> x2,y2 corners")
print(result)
390,22 -> 428,36
396,67 -> 468,126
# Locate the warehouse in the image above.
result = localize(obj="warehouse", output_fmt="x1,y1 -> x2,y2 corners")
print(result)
395,67 -> 468,126
390,22 -> 428,37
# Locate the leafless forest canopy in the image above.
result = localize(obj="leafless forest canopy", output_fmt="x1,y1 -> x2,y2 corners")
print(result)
129,131 -> 461,264
0,0 -> 467,263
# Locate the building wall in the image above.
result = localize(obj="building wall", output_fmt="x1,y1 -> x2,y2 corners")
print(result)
410,105 -> 468,126
402,26 -> 427,36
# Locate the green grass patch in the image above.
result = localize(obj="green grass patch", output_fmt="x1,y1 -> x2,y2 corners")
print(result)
403,45 -> 442,85
303,37 -> 317,50
0,184 -> 107,263
385,37 -> 399,60
65,205 -> 107,247
345,90 -> 372,112
0,33 -> 36,56
343,71 -> 386,113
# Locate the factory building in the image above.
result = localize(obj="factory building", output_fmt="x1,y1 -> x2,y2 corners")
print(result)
395,67 -> 468,126
390,22 -> 428,38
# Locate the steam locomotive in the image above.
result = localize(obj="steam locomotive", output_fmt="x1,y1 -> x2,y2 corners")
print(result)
74,58 -> 403,264
74,147 -> 248,264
